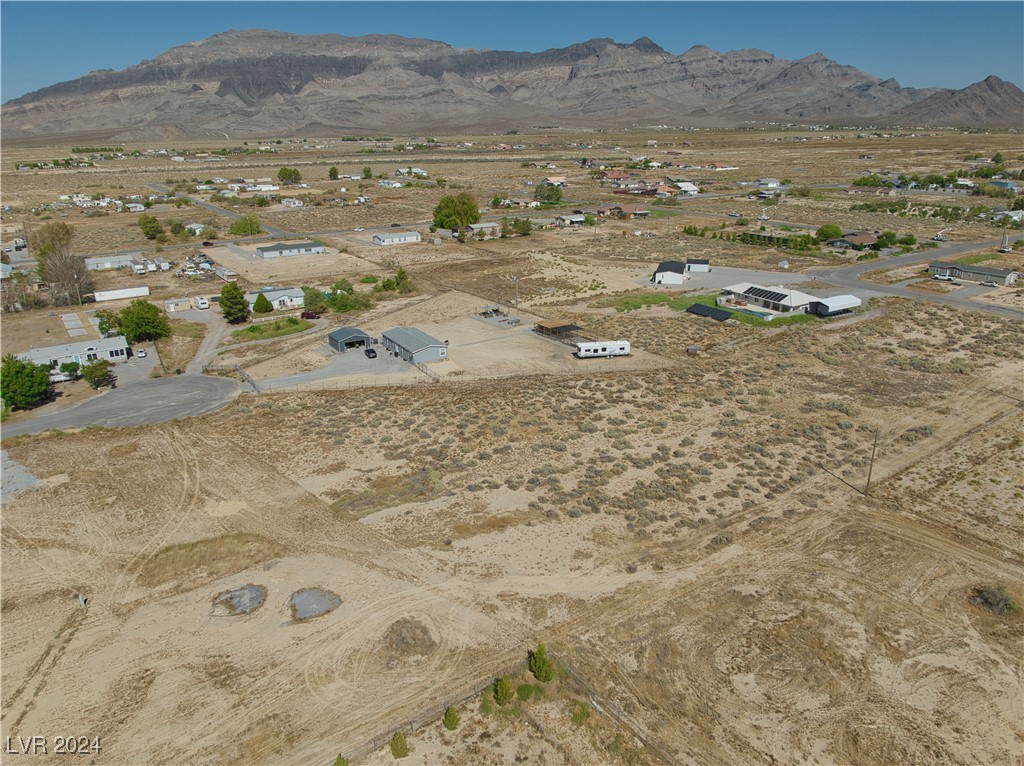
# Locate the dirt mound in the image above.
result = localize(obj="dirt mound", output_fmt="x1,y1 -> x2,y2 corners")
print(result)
383,618 -> 437,655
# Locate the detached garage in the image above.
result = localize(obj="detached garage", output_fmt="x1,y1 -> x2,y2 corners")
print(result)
328,327 -> 372,352
812,295 -> 862,317
382,327 -> 448,364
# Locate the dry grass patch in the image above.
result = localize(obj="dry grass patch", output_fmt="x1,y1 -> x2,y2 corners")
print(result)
137,532 -> 284,588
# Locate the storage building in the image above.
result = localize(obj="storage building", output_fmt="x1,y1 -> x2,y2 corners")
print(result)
328,327 -> 372,352
373,231 -> 421,246
256,242 -> 325,258
382,327 -> 448,364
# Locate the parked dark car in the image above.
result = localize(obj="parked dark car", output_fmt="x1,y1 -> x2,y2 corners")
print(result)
202,240 -> 215,247
300,311 -> 321,320
390,223 -> 401,227
364,348 -> 377,358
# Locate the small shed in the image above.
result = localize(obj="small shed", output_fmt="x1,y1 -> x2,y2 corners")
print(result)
328,327 -> 372,352
382,327 -> 448,364
685,258 -> 711,273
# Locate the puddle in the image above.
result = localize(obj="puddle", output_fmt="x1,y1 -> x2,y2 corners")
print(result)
212,584 -> 267,615
288,588 -> 341,621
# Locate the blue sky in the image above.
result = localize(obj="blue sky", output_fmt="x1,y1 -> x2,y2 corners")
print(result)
2,2 -> 1022,102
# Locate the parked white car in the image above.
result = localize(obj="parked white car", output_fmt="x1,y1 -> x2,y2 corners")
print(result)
136,349 -> 148,359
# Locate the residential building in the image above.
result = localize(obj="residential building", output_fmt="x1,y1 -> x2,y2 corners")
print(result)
244,287 -> 305,311
18,335 -> 130,368
828,232 -> 879,249
373,231 -> 422,246
256,242 -> 325,259
928,262 -> 1018,285
281,198 -> 304,208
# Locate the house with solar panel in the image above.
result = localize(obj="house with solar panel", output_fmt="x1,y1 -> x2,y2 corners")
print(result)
720,283 -> 861,320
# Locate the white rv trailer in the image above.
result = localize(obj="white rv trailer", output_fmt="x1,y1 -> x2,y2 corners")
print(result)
574,340 -> 631,359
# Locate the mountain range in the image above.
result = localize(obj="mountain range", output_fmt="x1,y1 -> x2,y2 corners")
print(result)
3,29 -> 1022,139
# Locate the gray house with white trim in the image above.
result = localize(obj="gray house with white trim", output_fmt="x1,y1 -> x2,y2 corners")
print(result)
256,241 -> 325,259
382,327 -> 448,364
18,335 -> 130,369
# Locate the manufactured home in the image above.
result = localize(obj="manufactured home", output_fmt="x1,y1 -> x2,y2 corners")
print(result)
574,340 -> 631,358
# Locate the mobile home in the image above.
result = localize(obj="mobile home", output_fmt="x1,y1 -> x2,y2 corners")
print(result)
574,340 -> 631,358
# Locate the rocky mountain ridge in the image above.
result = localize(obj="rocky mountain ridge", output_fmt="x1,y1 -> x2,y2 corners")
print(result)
4,29 -> 1021,139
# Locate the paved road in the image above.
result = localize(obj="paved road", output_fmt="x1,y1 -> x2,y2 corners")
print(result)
147,183 -> 290,237
0,375 -> 241,438
811,238 -> 1024,320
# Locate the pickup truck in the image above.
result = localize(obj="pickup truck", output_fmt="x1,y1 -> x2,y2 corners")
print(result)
932,274 -> 956,282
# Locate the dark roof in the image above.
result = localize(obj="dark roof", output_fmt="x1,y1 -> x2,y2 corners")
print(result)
257,241 -> 321,253
328,327 -> 371,343
655,260 -> 687,274
687,303 -> 733,322
535,321 -> 583,334
745,287 -> 789,303
929,262 -> 959,269
959,265 -> 1015,277
686,258 -> 710,265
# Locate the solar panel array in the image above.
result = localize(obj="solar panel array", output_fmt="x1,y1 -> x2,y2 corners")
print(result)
686,303 -> 733,322
745,287 -> 789,303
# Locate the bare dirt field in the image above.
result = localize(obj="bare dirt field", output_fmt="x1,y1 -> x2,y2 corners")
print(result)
3,295 -> 1022,766
2,129 -> 1023,766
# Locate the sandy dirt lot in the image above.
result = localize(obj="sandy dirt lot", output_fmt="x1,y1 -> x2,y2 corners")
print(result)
2,129 -> 1023,766
3,295 -> 1022,766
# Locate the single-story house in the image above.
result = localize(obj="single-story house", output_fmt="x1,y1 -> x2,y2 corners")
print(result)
382,326 -> 448,364
929,262 -> 1019,285
328,327 -> 372,352
602,171 -> 631,181
828,232 -> 878,249
543,176 -> 568,187
990,179 -> 1017,191
756,178 -> 782,189
465,222 -> 500,238
396,167 -> 428,177
125,203 -> 146,213
85,254 -> 138,271
722,283 -> 818,314
214,266 -> 238,282
281,198 -> 304,208
256,242 -> 325,259
373,230 -> 421,246
244,287 -> 305,311
706,162 -> 739,171
676,182 -> 700,195
378,179 -> 404,188
559,214 -> 587,226
18,335 -> 130,369
992,210 -> 1024,222
185,223 -> 206,235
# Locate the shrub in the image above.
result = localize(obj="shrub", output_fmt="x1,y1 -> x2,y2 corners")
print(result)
529,642 -> 555,682
333,757 -> 349,766
571,701 -> 591,727
389,730 -> 409,759
516,684 -> 534,701
252,293 -> 274,314
442,706 -> 460,731
494,674 -> 514,706
972,585 -> 1017,616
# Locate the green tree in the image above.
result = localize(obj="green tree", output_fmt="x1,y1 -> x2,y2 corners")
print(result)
442,706 -> 460,731
59,361 -> 80,379
491,195 -> 504,208
874,231 -> 898,249
529,642 -> 555,682
362,166 -> 373,179
219,282 -> 250,324
278,167 -> 302,184
534,185 -> 563,205
513,217 -> 532,237
494,675 -> 514,706
500,218 -> 513,238
252,292 -> 274,314
81,359 -> 115,389
95,309 -> 120,336
328,166 -> 339,180
389,731 -> 409,759
33,220 -> 92,305
332,757 -> 349,766
117,299 -> 171,344
200,225 -> 217,240
992,152 -> 1004,165
816,224 -> 843,242
583,214 -> 597,226
229,215 -> 261,236
433,192 -> 480,229
302,287 -> 330,314
253,196 -> 270,207
0,354 -> 51,410
137,214 -> 165,240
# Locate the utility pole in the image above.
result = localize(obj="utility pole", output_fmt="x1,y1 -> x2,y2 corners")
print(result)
514,276 -> 519,310
865,429 -> 880,497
